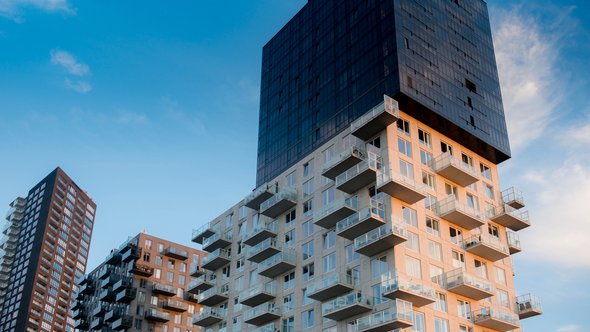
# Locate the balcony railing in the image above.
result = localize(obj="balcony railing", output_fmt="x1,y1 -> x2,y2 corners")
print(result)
161,299 -> 188,312
187,273 -> 217,293
501,187 -> 525,209
197,286 -> 230,306
152,282 -> 177,296
380,271 -> 436,307
435,195 -> 484,230
506,230 -> 521,254
162,246 -> 189,260
354,219 -> 407,256
260,187 -> 297,218
335,153 -> 382,194
250,322 -> 277,332
376,168 -> 428,204
192,308 -> 226,327
314,196 -> 359,229
322,292 -> 373,321
307,272 -> 357,301
244,302 -> 281,326
322,137 -> 367,180
244,220 -> 278,246
428,152 -> 479,186
247,237 -> 282,263
463,234 -> 509,262
471,307 -> 520,331
350,299 -> 414,331
516,293 -> 543,319
350,95 -> 399,140
444,268 -> 494,300
145,308 -> 170,322
244,183 -> 275,210
257,252 -> 296,278
239,282 -> 277,307
201,248 -> 231,271
336,194 -> 386,240
202,231 -> 233,252
192,222 -> 218,244
487,204 -> 531,231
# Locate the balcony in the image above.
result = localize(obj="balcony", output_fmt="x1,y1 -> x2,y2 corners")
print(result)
350,95 -> 399,140
488,205 -> 531,231
244,183 -> 275,210
429,152 -> 479,186
464,234 -> 509,262
244,302 -> 281,326
112,277 -> 132,292
354,219 -> 407,256
322,138 -> 367,180
192,308 -> 226,327
314,196 -> 359,229
307,272 -> 356,301
98,265 -> 120,280
162,246 -> 189,260
145,308 -> 170,322
202,231 -> 233,252
79,282 -> 95,295
115,287 -> 137,303
90,317 -> 103,330
152,282 -> 177,296
244,220 -> 278,246
187,274 -> 216,293
100,274 -> 121,289
380,272 -> 436,307
435,196 -> 484,230
121,245 -> 139,263
190,264 -> 205,277
112,315 -> 133,331
260,187 -> 297,218
247,238 -> 282,263
322,292 -> 373,321
99,288 -> 116,302
197,286 -> 230,306
162,299 -> 188,312
257,252 -> 296,278
192,222 -> 217,245
104,308 -> 122,322
517,293 -> 543,319
75,319 -> 89,330
335,154 -> 381,194
251,323 -> 277,332
201,248 -> 231,271
501,187 -> 525,209
72,308 -> 86,320
336,195 -> 386,240
376,168 -> 427,204
471,307 -> 520,331
239,282 -> 276,307
129,263 -> 154,277
185,292 -> 199,303
507,230 -> 521,254
90,303 -> 108,317
445,268 -> 494,300
350,300 -> 414,331
105,251 -> 122,265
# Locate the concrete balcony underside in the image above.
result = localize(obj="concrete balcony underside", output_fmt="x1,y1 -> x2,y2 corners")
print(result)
308,283 -> 354,302
260,195 -> 297,218
438,209 -> 483,230
258,260 -> 296,278
377,177 -> 426,205
198,292 -> 229,307
323,302 -> 372,321
322,151 -> 365,180
337,214 -> 384,241
490,212 -> 530,231
355,230 -> 406,257
244,189 -> 274,210
464,241 -> 509,262
473,314 -> 520,332
202,236 -> 232,253
508,242 -> 521,255
188,280 -> 215,294
240,291 -> 276,307
383,288 -> 435,308
336,166 -> 377,194
350,103 -> 398,141
191,228 -> 215,245
434,164 -> 478,187
201,255 -> 230,271
314,204 -> 357,229
193,313 -> 224,327
447,283 -> 494,301
244,311 -> 281,326
244,228 -> 277,246
247,246 -> 281,264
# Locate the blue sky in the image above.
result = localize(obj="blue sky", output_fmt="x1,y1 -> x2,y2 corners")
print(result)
0,1 -> 589,331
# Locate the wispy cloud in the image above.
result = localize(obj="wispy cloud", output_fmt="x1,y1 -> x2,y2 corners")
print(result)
160,97 -> 207,135
492,5 -> 576,151
50,49 -> 92,93
557,325 -> 583,332
0,0 -> 75,21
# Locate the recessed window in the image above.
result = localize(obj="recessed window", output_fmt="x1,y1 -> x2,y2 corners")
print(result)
418,129 -> 431,147
465,79 -> 477,93
397,119 -> 410,136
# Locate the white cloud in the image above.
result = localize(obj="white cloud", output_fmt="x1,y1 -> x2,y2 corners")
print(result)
557,325 -> 583,332
0,0 -> 74,20
65,78 -> 92,93
492,6 -> 574,151
50,49 -> 89,76
560,118 -> 590,145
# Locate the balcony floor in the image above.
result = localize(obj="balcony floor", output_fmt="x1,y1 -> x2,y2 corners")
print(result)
336,168 -> 377,194
473,315 -> 520,332
202,256 -> 231,271
383,288 -> 435,307
355,232 -> 406,257
439,209 -> 483,230
240,292 -> 276,307
447,284 -> 494,301
260,199 -> 297,218
490,213 -> 530,231
464,242 -> 509,262
337,215 -> 384,240
315,205 -> 357,229
245,312 -> 281,326
323,302 -> 372,321
435,165 -> 478,187
193,315 -> 223,327
322,153 -> 364,180
377,180 -> 426,205
258,261 -> 296,278
308,284 -> 354,302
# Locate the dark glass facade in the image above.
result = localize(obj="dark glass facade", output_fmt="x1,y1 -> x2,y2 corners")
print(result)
256,0 -> 510,186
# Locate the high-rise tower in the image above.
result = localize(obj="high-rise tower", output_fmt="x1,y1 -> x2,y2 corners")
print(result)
0,167 -> 96,332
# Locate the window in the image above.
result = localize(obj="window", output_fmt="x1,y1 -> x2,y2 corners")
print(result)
303,179 -> 314,196
405,256 -> 421,278
323,231 -> 335,249
445,183 -> 458,197
371,256 -> 387,278
322,145 -> 335,164
452,250 -> 465,268
480,163 -> 492,180
441,141 -> 453,155
283,293 -> 294,312
428,240 -> 443,261
399,160 -> 414,178
285,229 -> 296,247
345,244 -> 359,263
397,119 -> 410,136
302,263 -> 314,281
302,220 -> 314,238
466,194 -> 478,210
449,227 -> 463,245
402,206 -> 417,227
488,224 -> 500,239
426,218 -> 440,237
422,171 -> 436,190
282,316 -> 295,332
284,272 -> 295,290
420,149 -> 433,165
495,267 -> 507,285
398,137 -> 412,158
302,309 -> 314,329
285,209 -> 296,224
372,283 -> 388,304
286,171 -> 296,187
465,79 -> 477,93
430,265 -> 444,283
303,160 -> 313,177
497,289 -> 510,308
303,199 -> 314,217
434,293 -> 448,312
323,253 -> 336,272
144,239 -> 152,250
302,241 -> 314,260
461,153 -> 474,168
167,272 -> 174,282
484,184 -> 494,199
302,288 -> 313,305
424,194 -> 437,211
457,299 -> 471,318
322,187 -> 335,205
414,312 -> 426,332
405,231 -> 420,252
418,129 -> 431,147
474,259 -> 488,279
459,325 -> 473,332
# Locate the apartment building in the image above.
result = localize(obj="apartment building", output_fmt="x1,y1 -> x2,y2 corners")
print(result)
0,167 -> 97,332
73,233 -> 206,332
